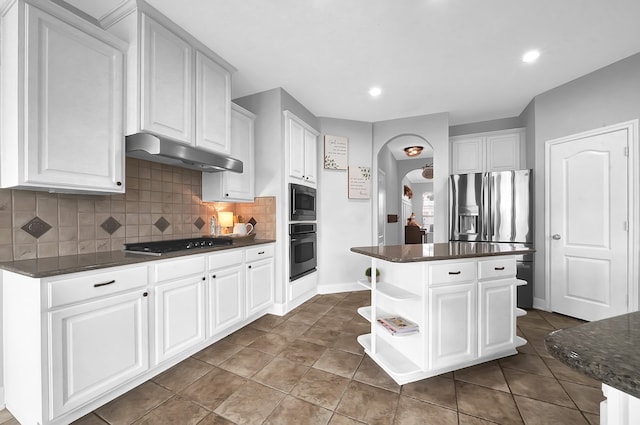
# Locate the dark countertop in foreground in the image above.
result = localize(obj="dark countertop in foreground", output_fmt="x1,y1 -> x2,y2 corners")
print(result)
545,312 -> 640,398
350,242 -> 534,262
0,239 -> 275,278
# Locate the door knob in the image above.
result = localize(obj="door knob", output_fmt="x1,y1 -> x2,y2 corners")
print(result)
552,234 -> 561,240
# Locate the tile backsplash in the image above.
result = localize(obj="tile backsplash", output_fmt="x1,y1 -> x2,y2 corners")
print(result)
0,158 -> 276,262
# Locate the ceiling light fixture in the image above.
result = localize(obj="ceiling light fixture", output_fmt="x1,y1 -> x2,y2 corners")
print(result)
369,87 -> 382,97
404,146 -> 423,157
522,50 -> 540,63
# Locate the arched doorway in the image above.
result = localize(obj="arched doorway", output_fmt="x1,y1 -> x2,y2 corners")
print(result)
376,134 -> 434,245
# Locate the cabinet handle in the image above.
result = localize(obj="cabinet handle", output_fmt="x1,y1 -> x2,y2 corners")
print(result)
494,266 -> 505,271
143,292 -> 148,297
448,271 -> 461,275
93,279 -> 115,288
258,251 -> 265,255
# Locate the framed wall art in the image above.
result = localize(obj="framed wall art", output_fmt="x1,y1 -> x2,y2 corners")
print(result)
324,135 -> 348,170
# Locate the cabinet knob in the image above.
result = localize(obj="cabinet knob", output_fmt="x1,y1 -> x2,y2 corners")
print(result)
212,275 -> 216,279
552,234 -> 561,240
143,292 -> 148,297
248,265 -> 252,269
225,193 -> 229,197
202,276 -> 206,281
116,181 -> 122,186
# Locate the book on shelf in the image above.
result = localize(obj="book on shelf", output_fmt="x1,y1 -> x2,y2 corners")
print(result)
377,316 -> 419,336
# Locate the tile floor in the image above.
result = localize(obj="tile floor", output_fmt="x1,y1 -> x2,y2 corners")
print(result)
0,291 -> 603,425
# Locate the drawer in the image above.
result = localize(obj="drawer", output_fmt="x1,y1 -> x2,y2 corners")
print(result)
153,256 -> 206,283
478,258 -> 516,280
208,249 -> 243,269
246,244 -> 274,262
48,266 -> 147,308
429,261 -> 476,286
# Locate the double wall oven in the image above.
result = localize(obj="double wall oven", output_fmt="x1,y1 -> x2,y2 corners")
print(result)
289,183 -> 317,281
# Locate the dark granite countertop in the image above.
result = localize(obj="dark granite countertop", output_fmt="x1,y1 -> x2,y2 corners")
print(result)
545,312 -> 640,398
0,239 -> 275,278
350,242 -> 534,262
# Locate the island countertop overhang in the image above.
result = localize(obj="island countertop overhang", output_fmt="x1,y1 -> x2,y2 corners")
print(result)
350,242 -> 535,263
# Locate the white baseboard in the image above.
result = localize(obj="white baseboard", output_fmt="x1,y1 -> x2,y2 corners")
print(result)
317,282 -> 368,294
0,386 -> 4,409
533,297 -> 549,311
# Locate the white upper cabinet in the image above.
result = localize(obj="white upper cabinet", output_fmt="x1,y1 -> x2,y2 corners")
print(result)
0,0 -> 126,193
106,1 -> 234,154
284,110 -> 319,185
195,52 -> 232,154
450,128 -> 525,174
202,103 -> 255,202
142,15 -> 192,143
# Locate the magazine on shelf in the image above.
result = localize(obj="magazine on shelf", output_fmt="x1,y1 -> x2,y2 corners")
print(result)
377,316 -> 419,335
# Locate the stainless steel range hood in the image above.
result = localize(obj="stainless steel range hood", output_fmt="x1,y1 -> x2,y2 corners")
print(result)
126,133 -> 243,173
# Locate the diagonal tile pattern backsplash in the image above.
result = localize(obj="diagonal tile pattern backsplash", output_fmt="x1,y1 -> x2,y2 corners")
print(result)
0,158 -> 276,262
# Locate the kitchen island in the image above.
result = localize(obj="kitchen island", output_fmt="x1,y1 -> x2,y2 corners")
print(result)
545,312 -> 640,425
350,241 -> 534,384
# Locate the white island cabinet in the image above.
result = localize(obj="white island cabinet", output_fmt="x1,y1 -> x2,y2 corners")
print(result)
352,242 -> 533,385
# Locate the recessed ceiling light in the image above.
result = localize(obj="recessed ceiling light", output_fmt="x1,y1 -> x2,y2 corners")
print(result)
369,87 -> 382,97
522,50 -> 540,63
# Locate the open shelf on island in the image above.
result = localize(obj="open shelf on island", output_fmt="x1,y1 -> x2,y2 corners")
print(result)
357,334 -> 421,381
356,279 -> 419,300
516,308 -> 527,317
358,306 -> 420,336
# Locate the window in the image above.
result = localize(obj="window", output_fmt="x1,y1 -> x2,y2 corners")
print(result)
422,192 -> 434,230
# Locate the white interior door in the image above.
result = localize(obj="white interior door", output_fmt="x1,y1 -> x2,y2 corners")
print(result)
548,125 -> 629,321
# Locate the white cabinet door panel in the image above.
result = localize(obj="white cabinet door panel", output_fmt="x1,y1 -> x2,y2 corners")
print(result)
142,14 -> 192,142
478,280 -> 515,356
288,118 -> 305,180
246,258 -> 274,317
486,132 -> 521,171
154,276 -> 205,364
451,137 -> 484,174
25,5 -> 124,190
209,265 -> 244,335
429,283 -> 476,369
303,129 -> 317,184
195,51 -> 231,154
49,290 -> 148,418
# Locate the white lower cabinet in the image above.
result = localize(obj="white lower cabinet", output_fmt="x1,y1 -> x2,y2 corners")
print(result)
478,279 -> 516,357
2,243 -> 275,425
208,250 -> 245,336
49,289 -> 149,418
246,246 -> 275,317
429,282 -> 476,369
154,275 -> 206,364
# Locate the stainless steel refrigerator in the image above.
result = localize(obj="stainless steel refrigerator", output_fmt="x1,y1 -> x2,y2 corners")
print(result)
449,170 -> 534,307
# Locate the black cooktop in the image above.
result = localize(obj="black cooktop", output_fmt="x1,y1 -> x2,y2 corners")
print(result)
123,237 -> 233,256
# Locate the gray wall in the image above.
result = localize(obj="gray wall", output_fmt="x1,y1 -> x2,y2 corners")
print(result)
373,113 -> 450,244
531,52 -> 640,306
317,118 -> 373,289
449,116 -> 523,137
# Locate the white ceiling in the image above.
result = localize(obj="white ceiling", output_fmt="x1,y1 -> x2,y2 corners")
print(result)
69,1 -> 640,126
